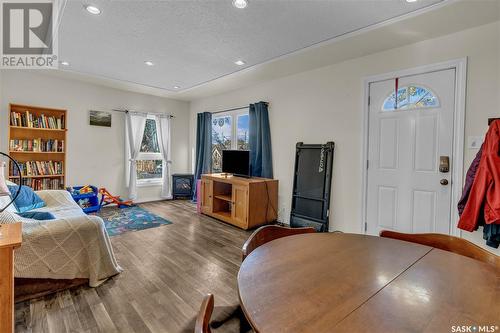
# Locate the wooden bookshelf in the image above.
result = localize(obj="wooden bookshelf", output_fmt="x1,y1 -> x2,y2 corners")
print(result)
8,104 -> 67,190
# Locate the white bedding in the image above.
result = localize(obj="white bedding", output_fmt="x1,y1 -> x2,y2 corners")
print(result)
0,190 -> 122,287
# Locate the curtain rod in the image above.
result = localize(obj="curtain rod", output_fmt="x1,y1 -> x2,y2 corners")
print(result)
208,101 -> 269,115
111,109 -> 175,118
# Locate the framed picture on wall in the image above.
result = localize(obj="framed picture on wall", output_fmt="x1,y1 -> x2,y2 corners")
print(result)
89,110 -> 112,127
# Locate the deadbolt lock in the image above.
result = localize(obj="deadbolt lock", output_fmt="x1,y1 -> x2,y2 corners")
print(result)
439,156 -> 450,173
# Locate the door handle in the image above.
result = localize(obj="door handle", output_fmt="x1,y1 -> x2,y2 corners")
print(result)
440,179 -> 449,186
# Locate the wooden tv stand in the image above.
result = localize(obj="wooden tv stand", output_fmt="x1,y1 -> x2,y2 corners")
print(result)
200,174 -> 278,230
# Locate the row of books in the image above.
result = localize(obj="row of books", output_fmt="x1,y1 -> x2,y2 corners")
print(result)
9,177 -> 63,191
9,139 -> 65,153
10,161 -> 64,177
10,111 -> 66,129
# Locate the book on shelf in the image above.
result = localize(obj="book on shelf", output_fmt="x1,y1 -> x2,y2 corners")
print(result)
10,177 -> 63,190
10,160 -> 63,177
10,110 -> 65,129
9,138 -> 64,153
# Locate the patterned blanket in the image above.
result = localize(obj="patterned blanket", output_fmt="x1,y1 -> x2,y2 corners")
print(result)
0,190 -> 122,287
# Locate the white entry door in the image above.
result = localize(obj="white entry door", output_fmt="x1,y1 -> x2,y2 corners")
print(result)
366,69 -> 456,235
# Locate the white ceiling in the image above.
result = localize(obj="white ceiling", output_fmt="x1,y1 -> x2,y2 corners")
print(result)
58,0 -> 444,93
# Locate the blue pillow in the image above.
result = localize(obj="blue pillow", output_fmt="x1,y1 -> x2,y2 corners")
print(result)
17,211 -> 55,220
7,185 -> 46,213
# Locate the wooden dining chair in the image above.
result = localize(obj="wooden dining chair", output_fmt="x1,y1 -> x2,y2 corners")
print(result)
242,225 -> 316,261
195,294 -> 214,333
379,230 -> 500,269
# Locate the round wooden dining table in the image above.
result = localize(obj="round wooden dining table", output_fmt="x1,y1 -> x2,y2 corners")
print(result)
237,233 -> 499,333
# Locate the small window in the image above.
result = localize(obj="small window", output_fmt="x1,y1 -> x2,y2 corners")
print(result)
212,115 -> 232,172
382,85 -> 439,111
237,114 -> 249,150
211,109 -> 249,173
140,119 -> 160,153
137,160 -> 163,180
137,117 -> 163,185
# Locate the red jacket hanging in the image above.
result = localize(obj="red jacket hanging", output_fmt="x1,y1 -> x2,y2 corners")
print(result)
458,120 -> 500,231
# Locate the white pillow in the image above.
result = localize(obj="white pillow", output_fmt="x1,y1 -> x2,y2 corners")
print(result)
0,165 -> 20,213
0,195 -> 17,213
0,164 -> 9,195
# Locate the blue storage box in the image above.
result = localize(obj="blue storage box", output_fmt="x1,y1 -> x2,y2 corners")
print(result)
67,186 -> 101,213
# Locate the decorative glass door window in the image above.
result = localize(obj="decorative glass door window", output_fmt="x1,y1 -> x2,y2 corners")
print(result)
382,85 -> 439,111
211,109 -> 249,172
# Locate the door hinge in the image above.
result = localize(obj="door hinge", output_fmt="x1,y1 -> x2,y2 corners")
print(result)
364,222 -> 368,232
368,96 -> 371,106
366,160 -> 369,169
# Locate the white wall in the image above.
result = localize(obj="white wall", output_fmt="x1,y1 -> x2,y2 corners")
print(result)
189,21 -> 500,253
1,71 -> 190,202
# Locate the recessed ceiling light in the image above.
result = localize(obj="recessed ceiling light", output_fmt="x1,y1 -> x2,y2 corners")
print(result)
144,61 -> 154,66
234,60 -> 246,66
405,0 -> 418,2
60,61 -> 69,66
232,0 -> 248,9
173,86 -> 180,89
84,5 -> 101,15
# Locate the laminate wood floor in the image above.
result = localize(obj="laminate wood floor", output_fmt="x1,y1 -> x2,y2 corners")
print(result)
14,200 -> 253,333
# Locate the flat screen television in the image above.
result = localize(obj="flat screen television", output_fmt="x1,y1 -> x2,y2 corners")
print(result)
222,150 -> 251,177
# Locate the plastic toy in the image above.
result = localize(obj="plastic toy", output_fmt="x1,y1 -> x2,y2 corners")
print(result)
66,185 -> 101,213
77,198 -> 91,209
99,188 -> 134,208
78,185 -> 94,194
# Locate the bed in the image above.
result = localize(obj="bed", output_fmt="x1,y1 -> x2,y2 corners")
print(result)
0,190 -> 122,301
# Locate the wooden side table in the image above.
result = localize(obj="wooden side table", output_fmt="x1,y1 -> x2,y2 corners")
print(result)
0,223 -> 22,333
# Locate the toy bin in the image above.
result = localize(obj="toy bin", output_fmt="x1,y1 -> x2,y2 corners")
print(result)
67,186 -> 101,214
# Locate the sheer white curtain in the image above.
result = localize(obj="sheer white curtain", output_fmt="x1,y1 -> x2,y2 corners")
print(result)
125,112 -> 147,200
157,114 -> 172,199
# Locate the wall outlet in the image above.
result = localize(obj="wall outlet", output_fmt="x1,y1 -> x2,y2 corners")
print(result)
468,136 -> 483,149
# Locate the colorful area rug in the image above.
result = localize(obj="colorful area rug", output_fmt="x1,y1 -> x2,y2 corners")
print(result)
91,206 -> 172,236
